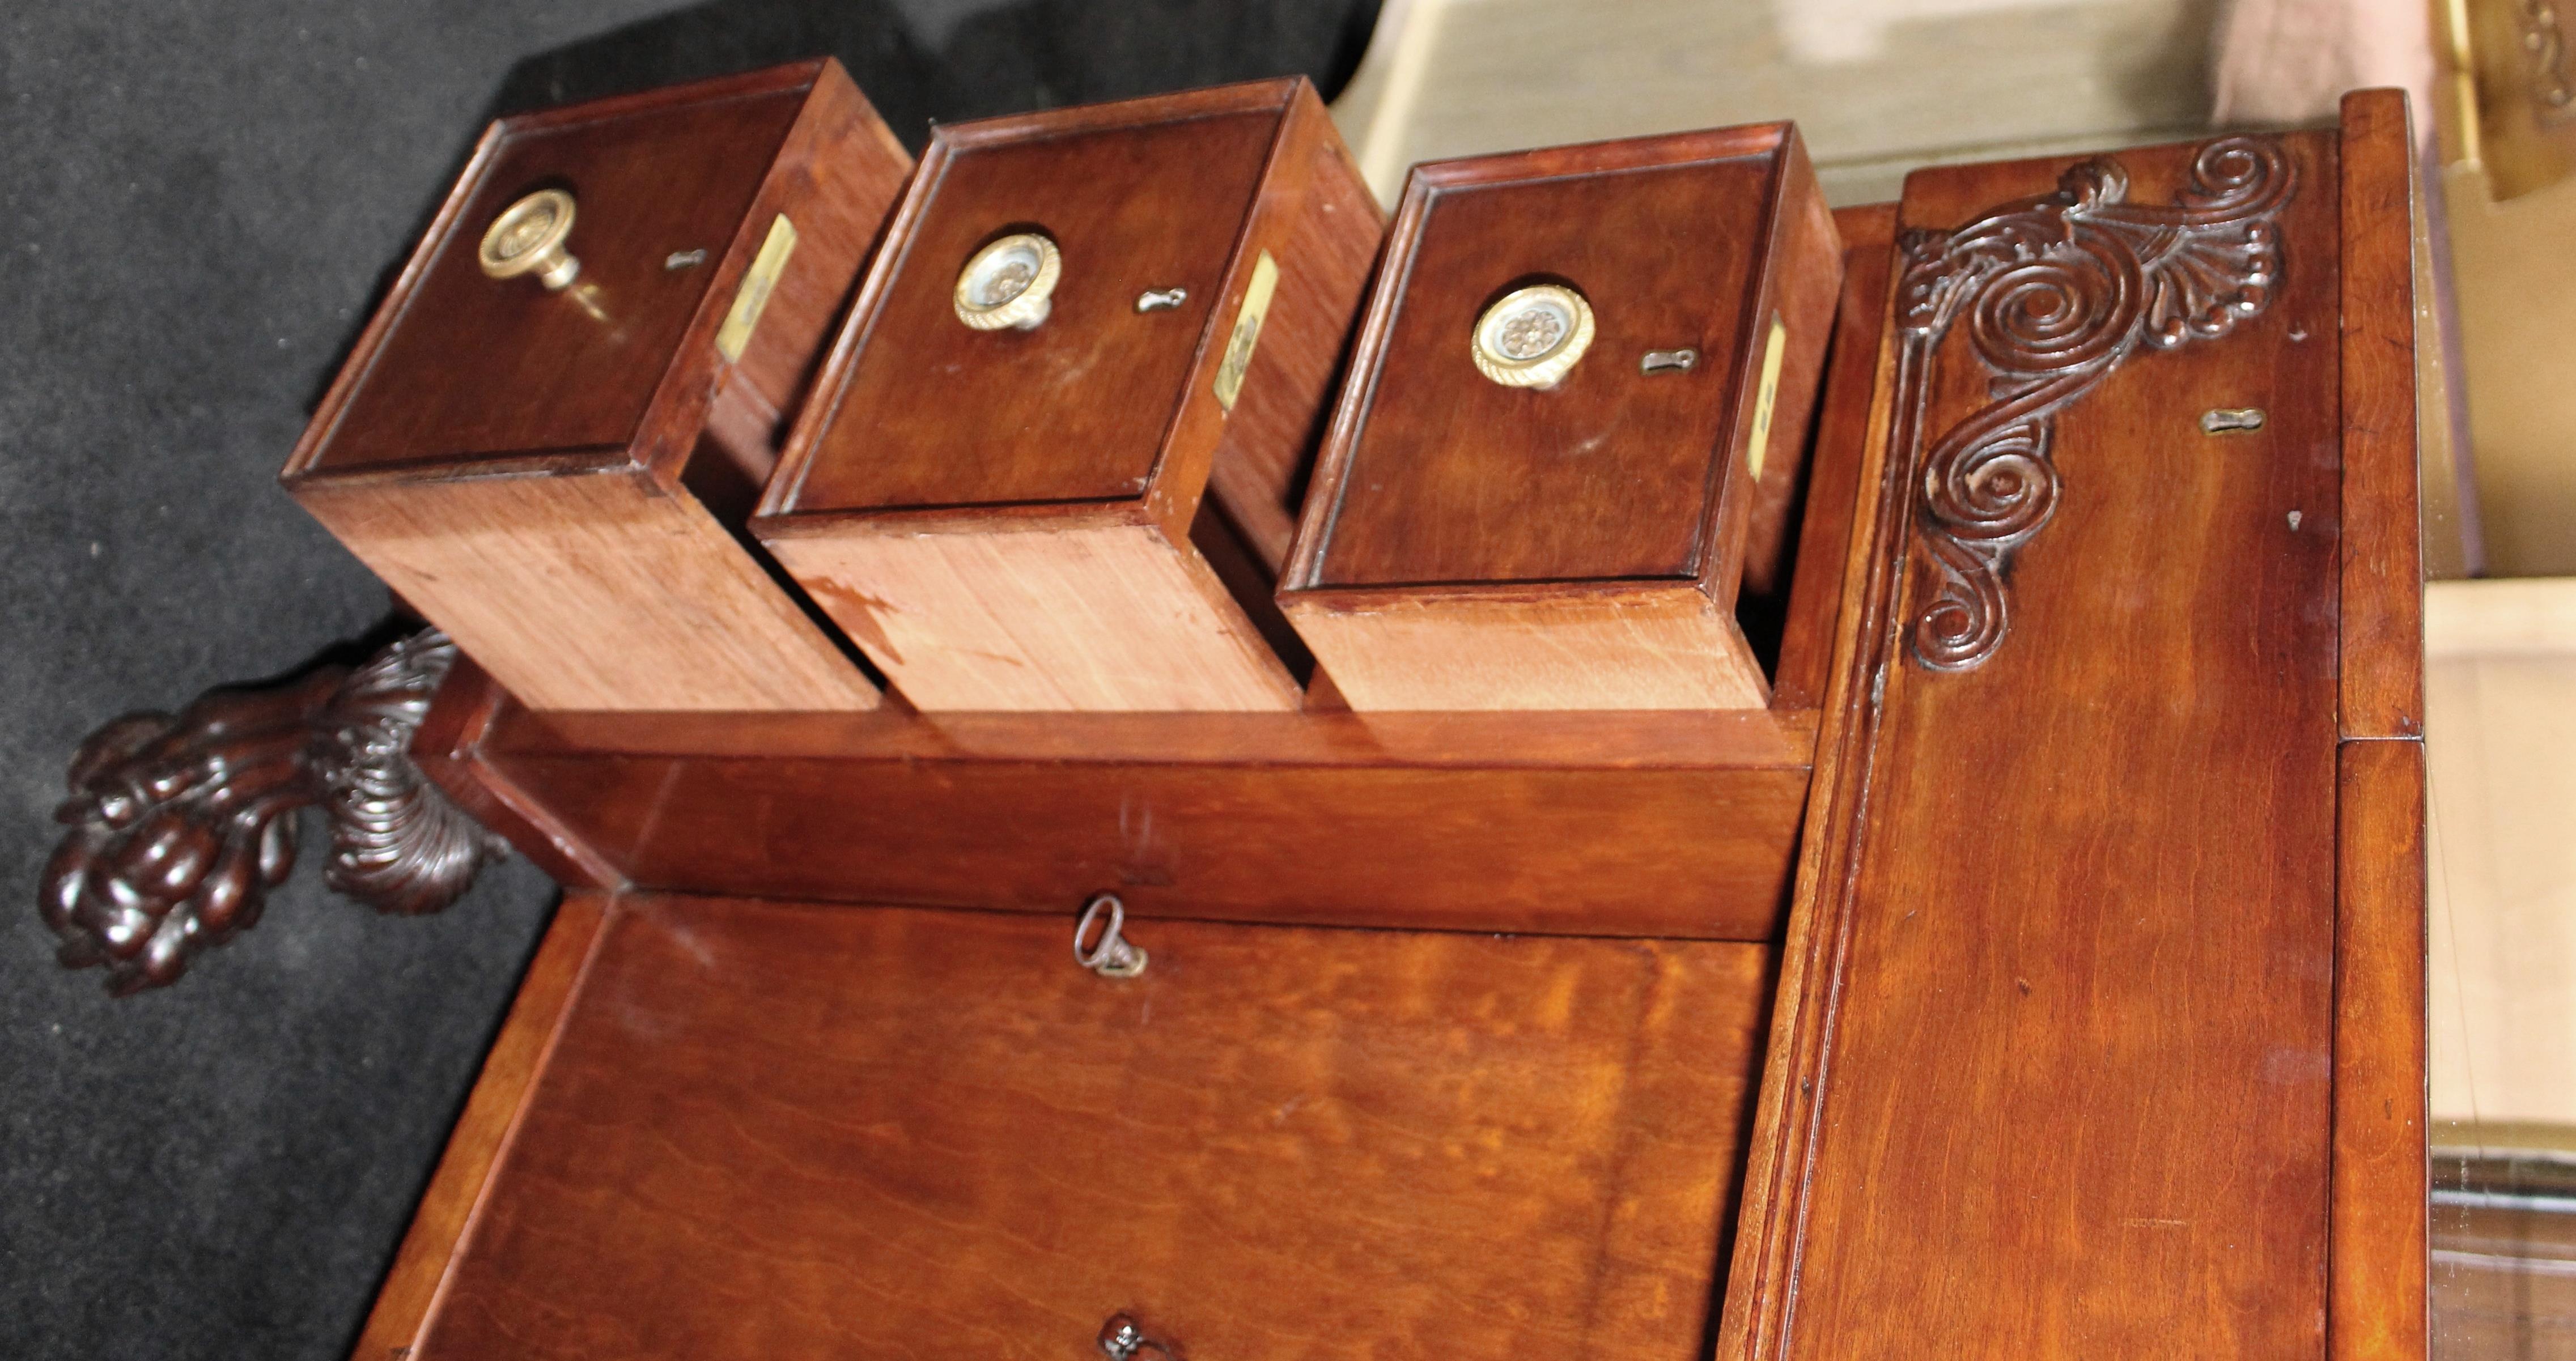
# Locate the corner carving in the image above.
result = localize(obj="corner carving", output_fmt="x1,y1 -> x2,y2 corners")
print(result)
41,630 -> 507,995
1892,135 -> 2294,670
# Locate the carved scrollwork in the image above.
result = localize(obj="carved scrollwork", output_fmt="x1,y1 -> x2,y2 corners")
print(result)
40,629 -> 507,995
1894,136 -> 2294,670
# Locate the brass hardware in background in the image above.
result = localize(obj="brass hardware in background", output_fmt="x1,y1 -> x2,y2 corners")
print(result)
1471,283 -> 1594,388
954,231 -> 1060,330
477,189 -> 581,291
1135,287 -> 1188,312
716,215 -> 798,363
1640,348 -> 1698,373
2454,0 -> 2576,199
1212,250 -> 1279,410
2202,407 -> 2267,433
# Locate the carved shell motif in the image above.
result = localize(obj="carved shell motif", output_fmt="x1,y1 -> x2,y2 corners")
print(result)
1894,136 -> 2294,671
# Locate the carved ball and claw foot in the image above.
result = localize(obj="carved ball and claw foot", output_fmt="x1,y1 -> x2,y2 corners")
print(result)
41,630 -> 508,995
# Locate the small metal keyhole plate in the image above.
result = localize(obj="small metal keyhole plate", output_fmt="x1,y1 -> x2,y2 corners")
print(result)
1135,287 -> 1188,312
2201,406 -> 2266,434
1075,895 -> 1148,979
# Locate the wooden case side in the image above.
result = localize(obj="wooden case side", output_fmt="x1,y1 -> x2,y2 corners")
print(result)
1737,134 -> 1848,602
347,892 -> 612,1361
477,739 -> 1808,939
2331,737 -> 2429,1361
2338,88 -> 2425,739
759,119 -> 955,521
1720,127 -> 2341,1360
1711,194 -> 1911,1361
689,58 -> 914,494
411,656 -> 624,890
296,469 -> 877,712
766,519 -> 1299,711
1281,584 -> 1766,711
1198,82 -> 1387,573
1769,203 -> 1900,709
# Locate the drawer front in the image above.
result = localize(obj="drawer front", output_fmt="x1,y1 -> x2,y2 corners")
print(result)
414,894 -> 1768,1361
319,86 -> 807,472
797,107 -> 1279,512
1314,142 -> 1785,588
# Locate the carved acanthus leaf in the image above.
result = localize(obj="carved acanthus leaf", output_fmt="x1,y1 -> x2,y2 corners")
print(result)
1894,136 -> 2293,670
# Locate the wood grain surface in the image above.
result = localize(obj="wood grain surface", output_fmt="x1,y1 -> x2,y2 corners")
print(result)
1728,128 -> 2349,1361
1766,202 -> 1897,709
296,469 -> 876,711
1312,141 -> 1783,585
474,703 -> 1817,940
409,652 -> 625,890
2332,738 -> 2429,1361
758,79 -> 1380,711
408,895 -> 1771,1361
1279,125 -> 1841,711
790,107 -> 1276,509
282,61 -> 904,712
308,84 -> 805,474
350,894 -> 608,1361
2338,89 -> 2425,740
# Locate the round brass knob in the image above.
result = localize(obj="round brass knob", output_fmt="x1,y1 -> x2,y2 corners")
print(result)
1471,283 -> 1594,388
954,232 -> 1060,331
478,189 -> 581,291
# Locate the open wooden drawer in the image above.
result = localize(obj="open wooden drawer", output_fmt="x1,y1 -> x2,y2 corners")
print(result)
385,894 -> 1768,1359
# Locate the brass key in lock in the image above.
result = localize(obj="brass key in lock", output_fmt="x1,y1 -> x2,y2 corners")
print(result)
1098,1313 -> 1177,1360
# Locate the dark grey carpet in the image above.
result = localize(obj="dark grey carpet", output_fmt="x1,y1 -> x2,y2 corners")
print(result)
0,3 -> 1371,1355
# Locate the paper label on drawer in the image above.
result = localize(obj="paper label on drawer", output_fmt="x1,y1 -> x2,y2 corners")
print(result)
1213,250 -> 1279,412
716,214 -> 799,364
1747,312 -> 1787,482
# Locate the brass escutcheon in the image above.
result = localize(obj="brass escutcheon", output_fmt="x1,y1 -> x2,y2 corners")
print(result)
1472,283 -> 1594,388
478,189 -> 581,291
955,232 -> 1060,330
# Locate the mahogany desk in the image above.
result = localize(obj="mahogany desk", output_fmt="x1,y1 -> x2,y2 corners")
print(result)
41,89 -> 2427,1361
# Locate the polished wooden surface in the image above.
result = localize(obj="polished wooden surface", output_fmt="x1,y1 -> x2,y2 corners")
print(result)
474,704 -> 1815,939
1279,125 -> 1841,710
351,894 -> 608,1361
410,653 -> 624,891
1724,126 -> 2351,1360
2331,85 -> 2431,1361
309,86 -> 804,474
791,106 -> 1279,508
1766,202 -> 1898,709
320,83 -> 2429,1360
282,61 -> 904,712
2340,89 -> 2427,741
1309,131 -> 1806,586
295,470 -> 879,711
758,79 -> 1381,712
409,894 -> 1771,1361
2337,737 -> 2431,1361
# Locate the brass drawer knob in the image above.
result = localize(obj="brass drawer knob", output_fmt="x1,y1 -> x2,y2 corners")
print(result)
1472,282 -> 1594,388
955,231 -> 1061,330
477,189 -> 581,291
